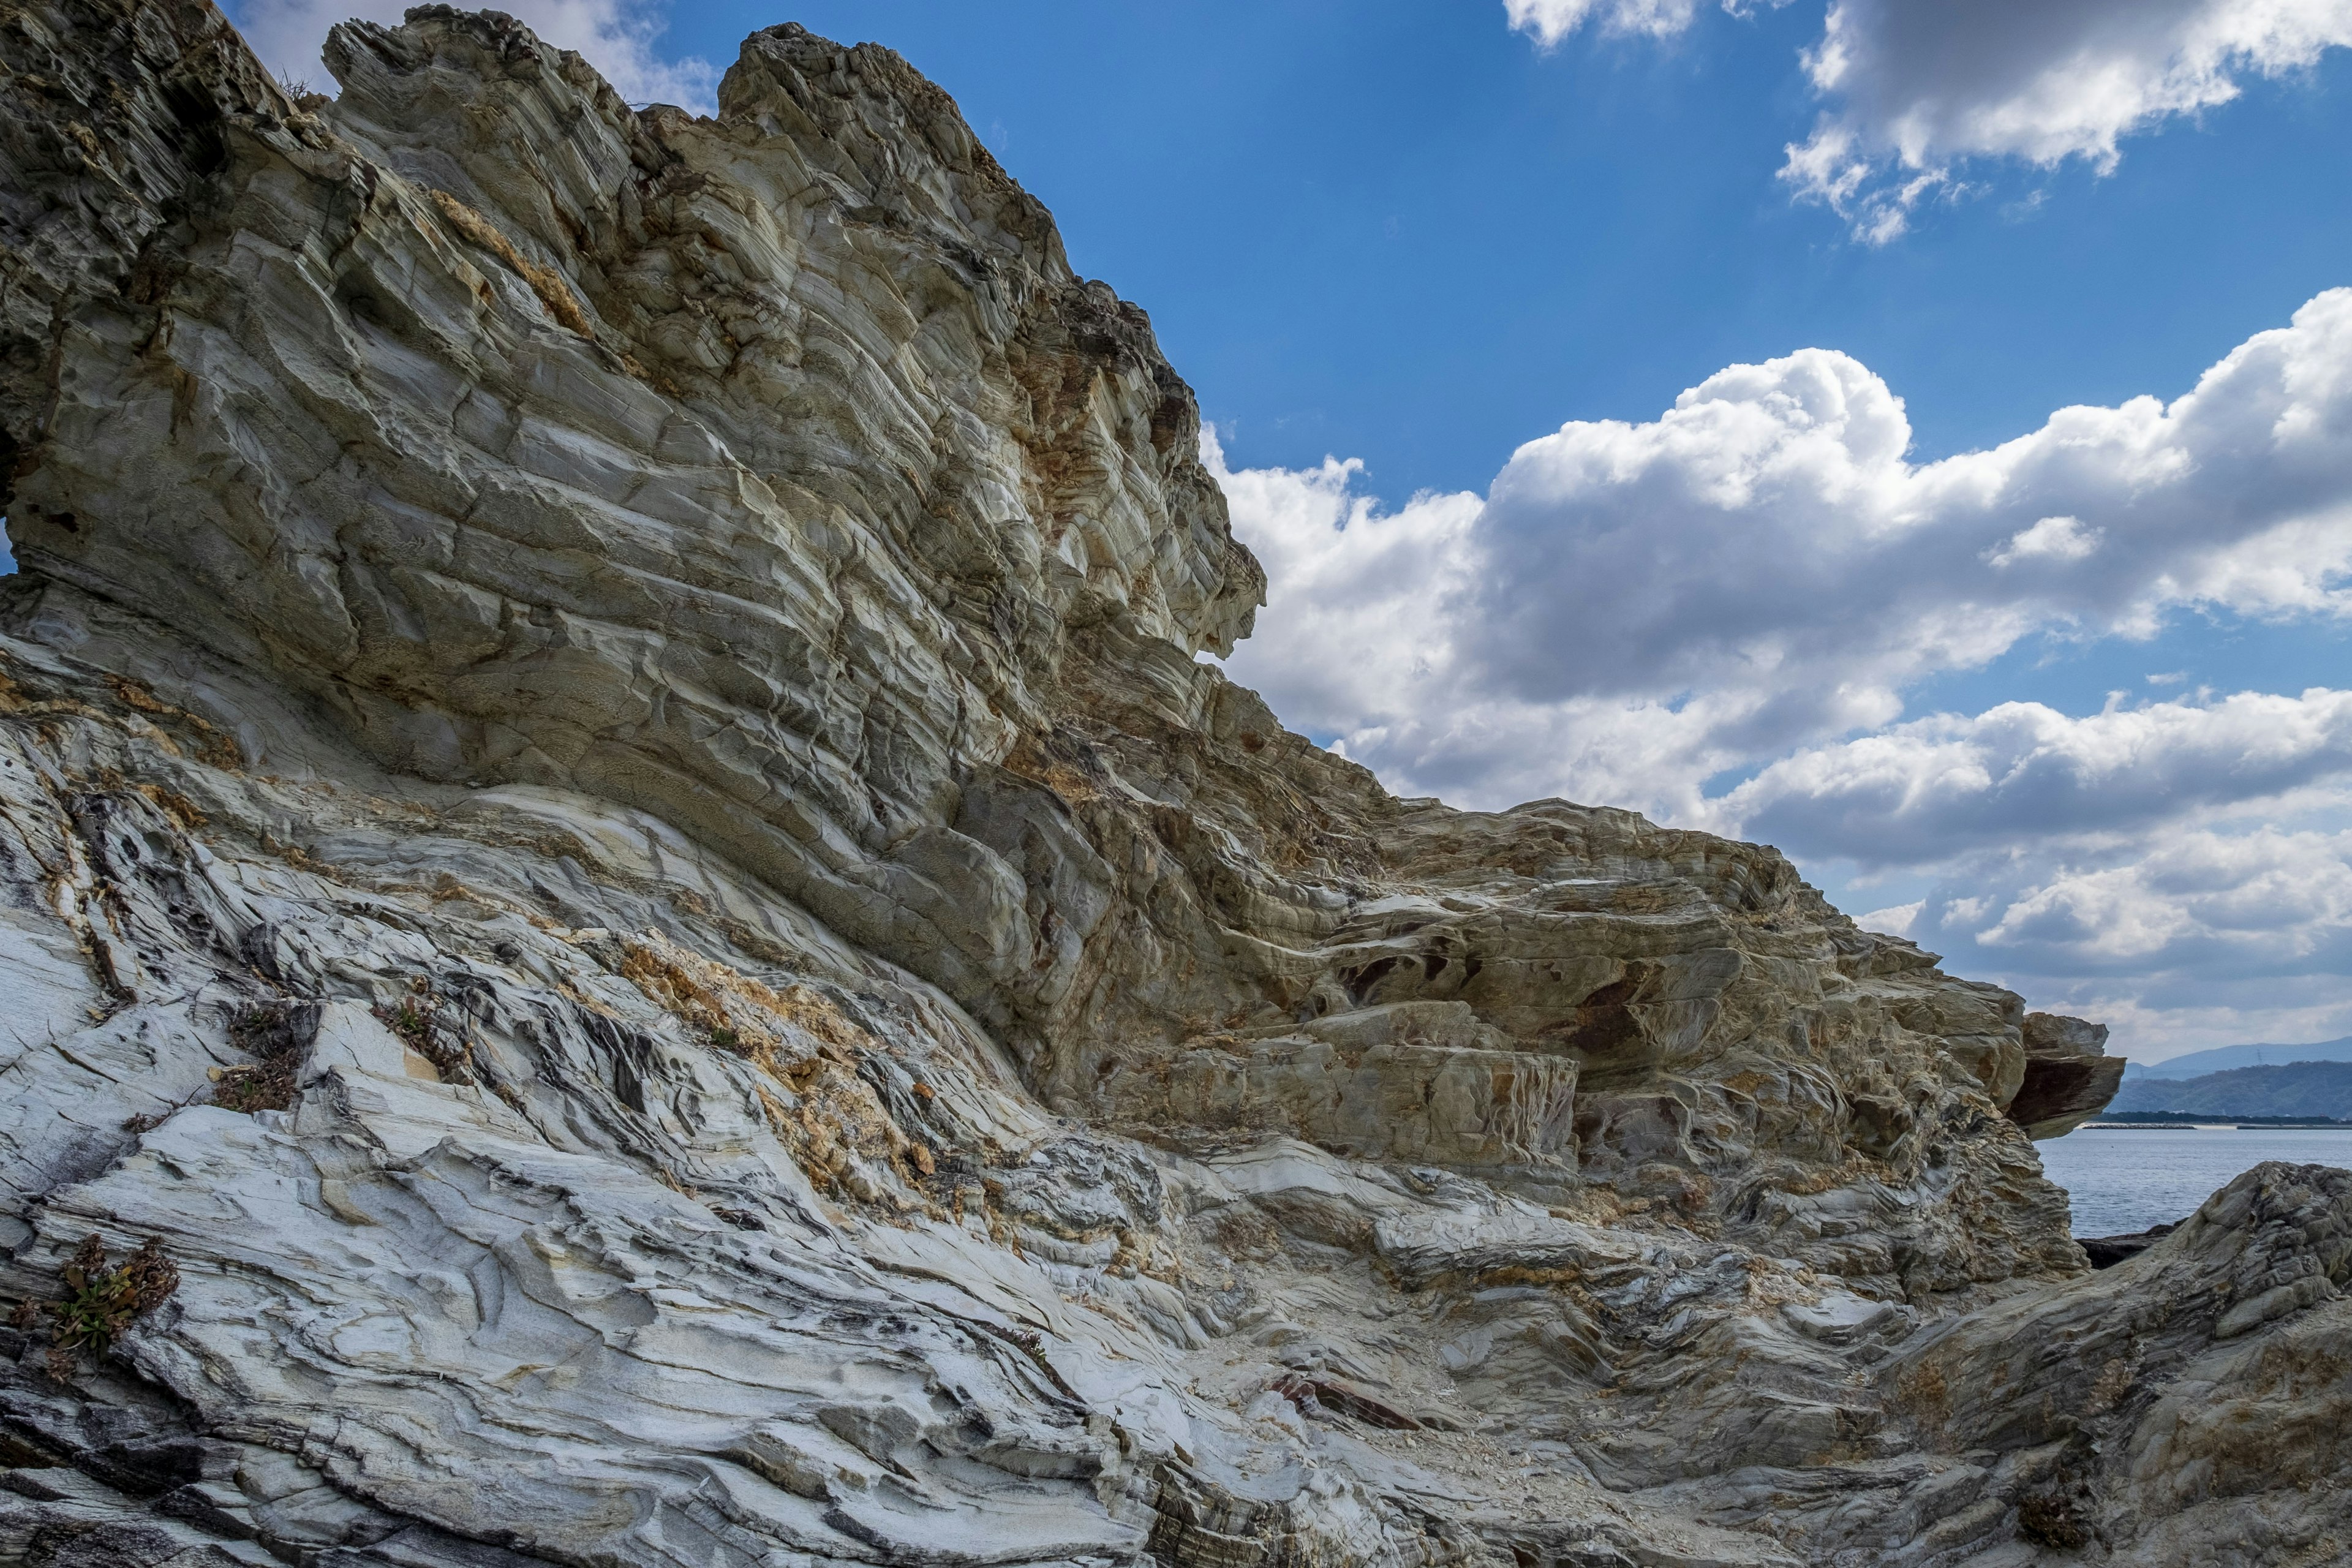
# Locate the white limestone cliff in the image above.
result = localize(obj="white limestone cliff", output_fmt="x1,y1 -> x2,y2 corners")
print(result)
0,5 -> 2341,1564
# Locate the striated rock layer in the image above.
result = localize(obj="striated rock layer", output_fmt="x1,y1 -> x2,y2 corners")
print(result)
0,4 -> 2340,1564
2010,1014 -> 2126,1142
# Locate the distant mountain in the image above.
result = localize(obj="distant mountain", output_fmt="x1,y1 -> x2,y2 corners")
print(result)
2108,1060 -> 2352,1118
2123,1036 -> 2352,1080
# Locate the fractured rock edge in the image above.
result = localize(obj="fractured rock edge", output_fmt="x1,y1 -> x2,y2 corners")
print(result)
0,2 -> 2341,1564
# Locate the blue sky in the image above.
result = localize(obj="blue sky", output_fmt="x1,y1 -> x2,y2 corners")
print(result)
209,1 -> 2352,1060
680,1 -> 2352,501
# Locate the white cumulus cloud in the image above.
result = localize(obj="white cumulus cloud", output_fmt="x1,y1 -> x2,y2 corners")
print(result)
1506,0 -> 2352,239
1986,515 -> 2102,568
1905,823 -> 2352,1051
1213,287 -> 2352,1055
1717,688 -> 2352,865
1973,826 -> 2352,965
1783,0 -> 2352,239
1222,287 -> 2352,819
228,0 -> 717,111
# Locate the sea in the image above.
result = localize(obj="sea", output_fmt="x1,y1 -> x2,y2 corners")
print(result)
2038,1126 -> 2352,1237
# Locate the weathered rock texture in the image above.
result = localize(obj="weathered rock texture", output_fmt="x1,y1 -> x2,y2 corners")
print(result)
2011,1014 -> 2127,1142
0,4 -> 2337,1566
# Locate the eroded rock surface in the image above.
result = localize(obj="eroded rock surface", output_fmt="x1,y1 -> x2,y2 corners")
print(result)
0,4 -> 2336,1565
2011,1013 -> 2127,1142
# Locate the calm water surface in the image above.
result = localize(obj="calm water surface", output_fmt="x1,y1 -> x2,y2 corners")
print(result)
2038,1127 -> 2352,1236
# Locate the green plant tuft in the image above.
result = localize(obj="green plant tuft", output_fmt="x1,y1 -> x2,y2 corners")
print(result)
372,986 -> 478,1085
26,1234 -> 180,1378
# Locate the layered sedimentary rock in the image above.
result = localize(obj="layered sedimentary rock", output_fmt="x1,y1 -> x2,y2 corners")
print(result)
2011,1012 -> 2127,1141
0,4 -> 2340,1565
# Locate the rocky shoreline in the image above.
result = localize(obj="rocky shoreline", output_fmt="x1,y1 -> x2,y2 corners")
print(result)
0,4 -> 2345,1563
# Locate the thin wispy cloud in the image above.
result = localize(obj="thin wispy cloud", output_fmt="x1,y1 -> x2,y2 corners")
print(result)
1507,0 -> 1793,47
1507,0 -> 1709,45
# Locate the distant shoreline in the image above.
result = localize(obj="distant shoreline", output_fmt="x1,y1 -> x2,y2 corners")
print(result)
2079,1121 -> 2352,1131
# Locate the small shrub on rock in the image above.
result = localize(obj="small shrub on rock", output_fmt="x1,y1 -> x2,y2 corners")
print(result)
375,982 -> 476,1083
213,1000 -> 320,1114
213,1058 -> 298,1114
2018,1486 -> 2089,1550
12,1234 -> 180,1378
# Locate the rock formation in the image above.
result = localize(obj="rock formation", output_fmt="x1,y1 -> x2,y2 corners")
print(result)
0,4 -> 2340,1564
2078,1221 -> 2178,1269
2010,1014 -> 2127,1141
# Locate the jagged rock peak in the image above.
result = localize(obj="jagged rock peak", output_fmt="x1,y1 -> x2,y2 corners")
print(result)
1,7 -> 2335,1568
